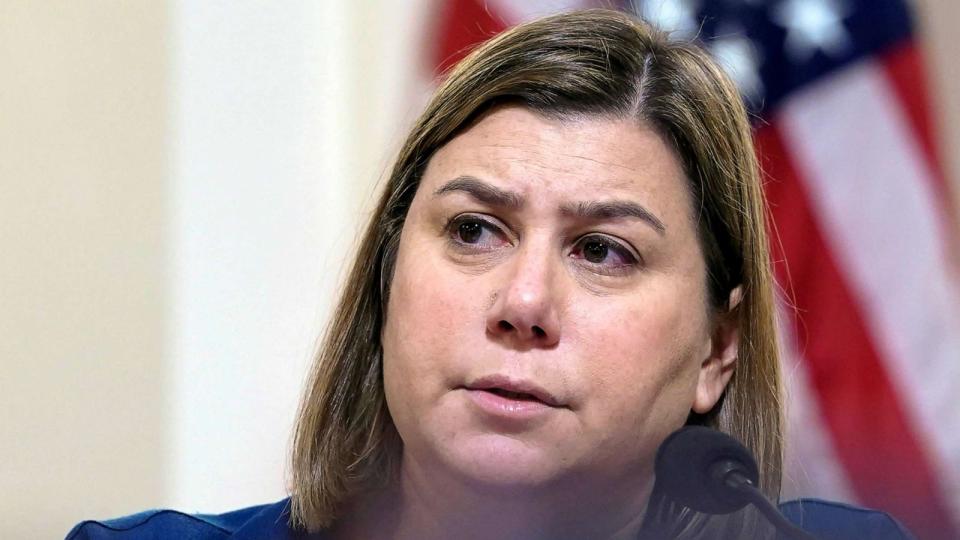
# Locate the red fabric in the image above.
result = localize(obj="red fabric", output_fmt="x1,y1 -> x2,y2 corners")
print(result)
758,123 -> 956,539
433,0 -> 508,76
881,42 -> 960,271
881,42 -> 945,190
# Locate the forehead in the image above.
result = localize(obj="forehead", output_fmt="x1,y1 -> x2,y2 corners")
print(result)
421,106 -> 690,213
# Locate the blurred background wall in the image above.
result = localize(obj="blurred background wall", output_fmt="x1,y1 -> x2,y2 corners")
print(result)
2,3 -> 169,537
1,1 -> 957,538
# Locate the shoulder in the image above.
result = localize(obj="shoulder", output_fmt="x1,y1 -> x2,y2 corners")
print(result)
778,498 -> 916,539
65,498 -> 309,540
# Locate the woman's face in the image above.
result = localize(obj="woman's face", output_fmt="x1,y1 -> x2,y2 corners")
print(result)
382,105 -> 738,499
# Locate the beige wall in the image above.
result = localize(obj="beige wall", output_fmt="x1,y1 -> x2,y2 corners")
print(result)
0,2 -> 168,538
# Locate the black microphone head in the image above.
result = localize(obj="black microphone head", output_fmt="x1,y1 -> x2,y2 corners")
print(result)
654,426 -> 760,514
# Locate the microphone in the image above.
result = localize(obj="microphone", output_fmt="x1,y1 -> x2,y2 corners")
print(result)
654,426 -> 817,540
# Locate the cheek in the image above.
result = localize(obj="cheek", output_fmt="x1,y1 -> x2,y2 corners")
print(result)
575,298 -> 695,380
381,235 -> 482,416
386,246 -> 476,358
568,284 -> 709,435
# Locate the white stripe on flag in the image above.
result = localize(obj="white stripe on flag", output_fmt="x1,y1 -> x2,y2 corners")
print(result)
778,57 -> 960,526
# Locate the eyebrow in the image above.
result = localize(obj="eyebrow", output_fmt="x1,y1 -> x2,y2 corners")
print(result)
432,175 -> 666,235
560,200 -> 667,235
433,176 -> 525,209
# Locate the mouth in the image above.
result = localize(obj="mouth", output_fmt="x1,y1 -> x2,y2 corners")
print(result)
464,375 -> 563,408
483,388 -> 544,402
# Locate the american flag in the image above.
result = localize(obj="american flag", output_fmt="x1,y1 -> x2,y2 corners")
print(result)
428,1 -> 960,538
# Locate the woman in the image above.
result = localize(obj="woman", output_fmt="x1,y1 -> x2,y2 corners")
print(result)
69,9 -> 912,540
289,8 -> 779,539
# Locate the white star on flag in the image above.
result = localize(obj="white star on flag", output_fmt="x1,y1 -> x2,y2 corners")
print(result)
772,0 -> 852,62
710,25 -> 765,101
634,0 -> 700,39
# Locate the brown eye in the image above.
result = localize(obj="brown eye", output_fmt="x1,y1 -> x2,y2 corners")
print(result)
446,214 -> 509,251
583,239 -> 609,263
570,234 -> 639,275
458,220 -> 483,244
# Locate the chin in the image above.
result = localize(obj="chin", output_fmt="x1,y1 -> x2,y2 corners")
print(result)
436,432 -> 572,489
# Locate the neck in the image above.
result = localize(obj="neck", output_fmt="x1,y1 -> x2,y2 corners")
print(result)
330,455 -> 653,540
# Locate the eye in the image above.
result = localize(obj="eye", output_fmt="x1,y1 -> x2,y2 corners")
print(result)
457,220 -> 484,244
446,214 -> 509,250
570,234 -> 640,274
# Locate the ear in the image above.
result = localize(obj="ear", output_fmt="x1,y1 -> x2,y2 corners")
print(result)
692,286 -> 742,414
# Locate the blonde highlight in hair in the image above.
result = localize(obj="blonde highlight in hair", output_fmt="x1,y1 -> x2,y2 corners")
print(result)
290,9 -> 783,537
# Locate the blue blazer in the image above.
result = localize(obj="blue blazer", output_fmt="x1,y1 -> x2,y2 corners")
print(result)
66,498 -> 915,539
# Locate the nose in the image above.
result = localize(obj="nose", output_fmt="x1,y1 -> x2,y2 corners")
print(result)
485,245 -> 562,348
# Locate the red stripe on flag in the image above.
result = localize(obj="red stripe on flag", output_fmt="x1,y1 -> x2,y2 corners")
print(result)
758,124 -> 958,540
880,42 -> 945,188
880,42 -> 960,271
433,0 -> 508,76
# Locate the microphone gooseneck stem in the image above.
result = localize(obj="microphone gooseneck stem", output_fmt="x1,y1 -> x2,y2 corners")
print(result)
725,474 -> 819,540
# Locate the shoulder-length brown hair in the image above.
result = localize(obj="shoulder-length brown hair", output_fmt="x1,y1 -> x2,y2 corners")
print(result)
290,8 -> 783,538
